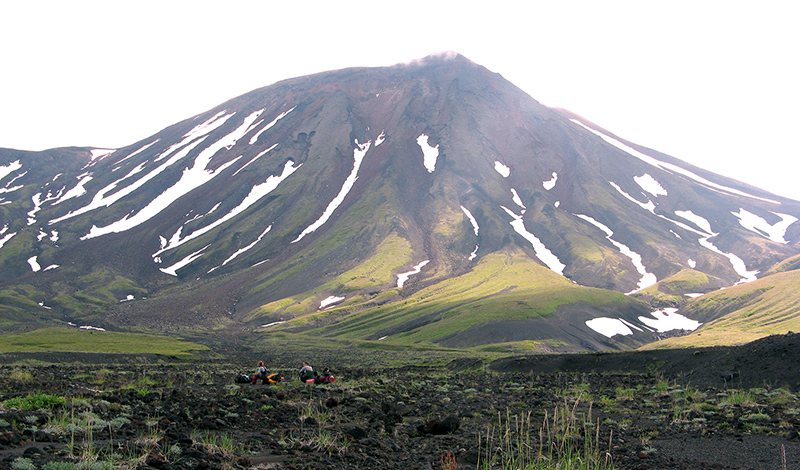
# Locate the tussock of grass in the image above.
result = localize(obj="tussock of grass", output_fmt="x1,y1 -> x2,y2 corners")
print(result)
478,397 -> 614,470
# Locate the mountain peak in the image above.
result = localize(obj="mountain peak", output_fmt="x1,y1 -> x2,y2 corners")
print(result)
1,54 -> 799,352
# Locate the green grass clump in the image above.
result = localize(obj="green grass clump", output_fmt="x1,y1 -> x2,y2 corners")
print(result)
478,398 -> 614,470
3,393 -> 66,410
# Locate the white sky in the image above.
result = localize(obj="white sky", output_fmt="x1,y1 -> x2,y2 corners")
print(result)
2,1 -> 798,200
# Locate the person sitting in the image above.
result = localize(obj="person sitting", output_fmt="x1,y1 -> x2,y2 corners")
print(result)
252,361 -> 269,384
314,367 -> 335,384
299,361 -> 315,382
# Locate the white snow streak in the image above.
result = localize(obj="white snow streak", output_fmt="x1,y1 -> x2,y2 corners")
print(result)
208,225 -> 273,273
83,110 -> 262,239
375,130 -> 386,146
159,245 -> 210,276
114,140 -> 160,167
90,148 -> 115,161
675,210 -> 759,284
611,181 -> 758,284
417,134 -> 438,173
731,208 -> 796,244
292,140 -> 371,243
0,160 -> 22,182
49,114 -> 229,224
674,210 -> 714,234
460,206 -> 479,236
319,296 -> 345,309
233,143 -> 278,176
510,188 -> 526,210
494,161 -> 510,178
53,174 -> 93,205
574,214 -> 657,294
571,119 -> 780,204
0,225 -> 15,249
609,182 -> 656,213
156,160 -> 301,257
248,107 -> 295,145
543,172 -> 558,190
634,173 -> 667,196
397,260 -> 430,288
461,205 -> 480,261
501,206 -> 565,275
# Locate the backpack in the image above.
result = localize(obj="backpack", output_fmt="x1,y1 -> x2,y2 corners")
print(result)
235,374 -> 252,384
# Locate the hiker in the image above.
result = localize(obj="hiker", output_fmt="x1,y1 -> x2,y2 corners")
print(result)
252,361 -> 268,384
299,361 -> 315,382
314,367 -> 335,384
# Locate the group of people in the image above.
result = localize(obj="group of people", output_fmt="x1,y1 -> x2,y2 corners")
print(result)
250,360 -> 335,384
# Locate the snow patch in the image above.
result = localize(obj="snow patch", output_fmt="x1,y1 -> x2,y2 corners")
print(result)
688,259 -> 697,268
0,160 -> 23,182
674,210 -> 714,234
83,110 -> 261,239
731,208 -> 796,244
90,148 -> 115,161
460,206 -> 479,236
634,173 -> 667,196
293,140 -> 370,243
0,229 -> 16,249
53,174 -> 93,205
574,214 -> 656,293
639,308 -> 702,332
501,206 -> 565,275
610,182 -> 656,214
159,245 -> 210,277
27,256 -> 41,272
674,210 -> 758,283
510,188 -> 526,210
585,317 -> 633,338
156,160 -> 300,257
543,172 -> 558,190
319,296 -> 345,309
208,225 -> 273,273
571,119 -> 780,204
261,321 -> 286,328
417,134 -> 439,173
461,206 -> 480,261
80,325 -> 106,331
397,260 -> 429,288
248,106 -> 295,145
494,161 -> 510,178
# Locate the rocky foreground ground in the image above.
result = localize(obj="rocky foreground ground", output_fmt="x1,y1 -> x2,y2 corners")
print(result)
0,333 -> 798,470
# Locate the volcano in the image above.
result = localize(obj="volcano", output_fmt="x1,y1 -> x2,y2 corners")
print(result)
2,53 -> 799,351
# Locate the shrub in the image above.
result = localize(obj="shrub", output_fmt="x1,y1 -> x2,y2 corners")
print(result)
3,393 -> 66,410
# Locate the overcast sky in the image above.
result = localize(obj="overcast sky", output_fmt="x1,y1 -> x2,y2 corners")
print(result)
2,1 -> 798,200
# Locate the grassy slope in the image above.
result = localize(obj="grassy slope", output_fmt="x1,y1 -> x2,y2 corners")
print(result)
264,247 -> 633,346
640,269 -> 800,349
0,327 -> 209,356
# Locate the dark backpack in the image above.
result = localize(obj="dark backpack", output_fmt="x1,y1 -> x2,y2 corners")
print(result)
235,374 -> 252,384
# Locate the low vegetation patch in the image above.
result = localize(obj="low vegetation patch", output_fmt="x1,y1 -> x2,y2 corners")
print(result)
0,327 -> 208,356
